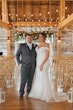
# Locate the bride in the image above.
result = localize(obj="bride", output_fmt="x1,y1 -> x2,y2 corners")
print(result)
28,32 -> 68,102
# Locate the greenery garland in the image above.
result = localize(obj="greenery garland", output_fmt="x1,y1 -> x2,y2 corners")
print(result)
14,30 -> 54,41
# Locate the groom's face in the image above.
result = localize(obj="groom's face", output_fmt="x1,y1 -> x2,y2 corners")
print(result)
26,35 -> 33,43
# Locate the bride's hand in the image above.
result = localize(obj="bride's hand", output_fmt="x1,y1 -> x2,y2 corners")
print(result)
39,64 -> 43,71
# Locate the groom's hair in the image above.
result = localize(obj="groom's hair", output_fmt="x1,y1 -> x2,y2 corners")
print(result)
25,33 -> 32,37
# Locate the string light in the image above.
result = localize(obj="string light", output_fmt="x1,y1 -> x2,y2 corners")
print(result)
16,0 -> 18,22
22,0 -> 24,21
39,13 -> 42,16
65,7 -> 68,10
31,14 -> 33,17
56,9 -> 59,12
48,12 -> 50,15
32,19 -> 34,22
31,0 -> 34,20
25,19 -> 27,21
49,0 -> 51,23
38,1 -> 41,21
44,19 -> 47,22
38,19 -> 41,22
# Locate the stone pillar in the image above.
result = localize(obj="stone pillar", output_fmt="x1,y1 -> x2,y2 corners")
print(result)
7,30 -> 11,56
2,0 -> 11,56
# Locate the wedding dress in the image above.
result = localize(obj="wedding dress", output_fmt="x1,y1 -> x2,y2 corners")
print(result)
29,47 -> 68,102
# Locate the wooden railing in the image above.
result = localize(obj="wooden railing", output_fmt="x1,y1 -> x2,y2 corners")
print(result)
0,56 -> 15,88
52,55 -> 73,91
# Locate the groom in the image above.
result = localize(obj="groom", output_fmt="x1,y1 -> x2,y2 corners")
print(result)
16,34 -> 37,98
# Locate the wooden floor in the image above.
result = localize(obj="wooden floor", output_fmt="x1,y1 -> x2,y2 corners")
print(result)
0,83 -> 73,110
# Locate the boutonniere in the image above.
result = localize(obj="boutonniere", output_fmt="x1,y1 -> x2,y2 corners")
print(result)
33,44 -> 37,48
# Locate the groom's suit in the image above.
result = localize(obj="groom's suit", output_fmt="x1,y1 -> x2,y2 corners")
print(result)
16,43 -> 37,96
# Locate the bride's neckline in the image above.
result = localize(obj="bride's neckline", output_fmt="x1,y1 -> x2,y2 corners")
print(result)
37,46 -> 48,49
37,43 -> 49,50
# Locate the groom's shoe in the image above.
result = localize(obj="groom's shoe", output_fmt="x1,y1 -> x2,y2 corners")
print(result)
19,94 -> 23,99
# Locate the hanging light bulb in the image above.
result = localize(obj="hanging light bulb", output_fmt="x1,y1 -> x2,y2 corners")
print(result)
48,12 -> 50,14
39,13 -> 42,16
48,0 -> 51,23
18,18 -> 21,21
38,19 -> 41,22
44,19 -> 47,22
9,13 -> 11,16
65,7 -> 68,10
11,16 -> 13,19
16,0 -> 18,22
56,9 -> 59,12
23,14 -> 26,17
25,19 -> 27,21
16,14 -> 18,17
32,19 -> 34,22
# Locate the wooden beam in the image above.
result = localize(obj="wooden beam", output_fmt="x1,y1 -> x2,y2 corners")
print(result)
7,0 -> 73,1
59,0 -> 65,22
0,19 -> 9,29
2,0 -> 9,23
58,13 -> 73,30
10,22 -> 58,27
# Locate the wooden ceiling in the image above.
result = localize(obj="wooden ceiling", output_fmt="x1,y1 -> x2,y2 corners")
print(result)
0,0 -> 73,24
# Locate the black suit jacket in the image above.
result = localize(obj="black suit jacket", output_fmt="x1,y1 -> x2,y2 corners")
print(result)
16,43 -> 37,69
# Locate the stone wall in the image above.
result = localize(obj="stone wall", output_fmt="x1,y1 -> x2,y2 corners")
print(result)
0,27 -> 7,56
0,27 -> 73,56
61,30 -> 73,55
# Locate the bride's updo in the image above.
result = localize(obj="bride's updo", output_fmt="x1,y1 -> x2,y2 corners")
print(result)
39,32 -> 47,41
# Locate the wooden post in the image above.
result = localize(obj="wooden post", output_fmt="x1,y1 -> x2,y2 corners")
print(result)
57,36 -> 61,55
2,0 -> 9,23
57,0 -> 65,55
59,0 -> 65,22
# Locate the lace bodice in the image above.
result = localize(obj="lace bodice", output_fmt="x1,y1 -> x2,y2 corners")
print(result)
36,47 -> 49,66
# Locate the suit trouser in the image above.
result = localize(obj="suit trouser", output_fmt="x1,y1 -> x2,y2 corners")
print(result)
20,63 -> 35,95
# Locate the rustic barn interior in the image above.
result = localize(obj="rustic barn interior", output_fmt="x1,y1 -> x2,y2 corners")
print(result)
0,0 -> 73,110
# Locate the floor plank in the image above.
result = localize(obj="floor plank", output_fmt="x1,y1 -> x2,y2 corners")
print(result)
0,86 -> 73,110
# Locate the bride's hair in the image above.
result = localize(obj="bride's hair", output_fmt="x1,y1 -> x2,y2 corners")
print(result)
39,32 -> 47,40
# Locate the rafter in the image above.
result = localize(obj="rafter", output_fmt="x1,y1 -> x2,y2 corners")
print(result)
58,13 -> 73,29
0,19 -> 9,29
10,21 -> 58,27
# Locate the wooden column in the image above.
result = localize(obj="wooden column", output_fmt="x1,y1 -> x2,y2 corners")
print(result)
59,0 -> 65,22
2,0 -> 11,56
57,0 -> 65,55
2,0 -> 8,23
57,37 -> 61,55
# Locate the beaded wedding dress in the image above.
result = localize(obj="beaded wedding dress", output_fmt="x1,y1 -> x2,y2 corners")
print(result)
29,47 -> 68,102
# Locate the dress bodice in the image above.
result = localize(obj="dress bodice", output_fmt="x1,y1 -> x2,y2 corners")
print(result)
36,47 -> 49,66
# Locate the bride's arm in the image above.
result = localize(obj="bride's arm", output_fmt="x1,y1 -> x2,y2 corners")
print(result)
39,48 -> 49,71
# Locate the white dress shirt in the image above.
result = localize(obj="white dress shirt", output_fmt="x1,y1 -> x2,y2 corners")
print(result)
27,43 -> 32,50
